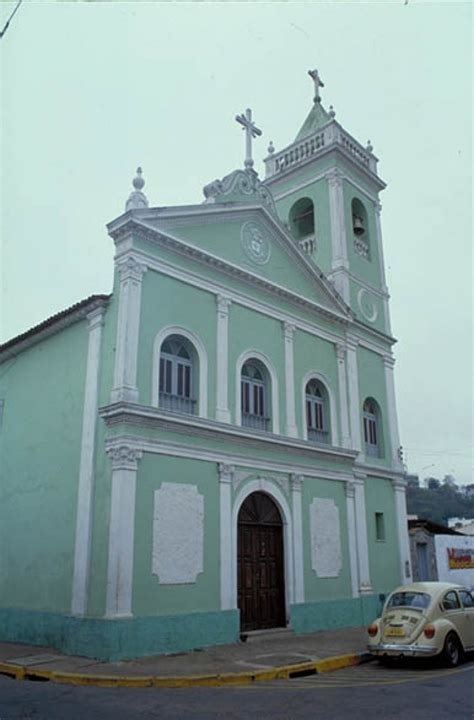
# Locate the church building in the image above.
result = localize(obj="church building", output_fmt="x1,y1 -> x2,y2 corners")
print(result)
0,71 -> 412,661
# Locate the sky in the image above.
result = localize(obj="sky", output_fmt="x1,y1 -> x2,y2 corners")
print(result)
1,1 -> 472,484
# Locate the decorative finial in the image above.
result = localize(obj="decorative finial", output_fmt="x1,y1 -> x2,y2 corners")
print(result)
133,167 -> 145,190
125,166 -> 149,211
329,105 -> 336,118
308,68 -> 324,103
267,141 -> 275,155
235,108 -> 262,170
366,140 -> 373,153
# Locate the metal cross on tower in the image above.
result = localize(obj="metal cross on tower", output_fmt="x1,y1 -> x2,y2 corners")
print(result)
308,69 -> 324,103
235,108 -> 262,170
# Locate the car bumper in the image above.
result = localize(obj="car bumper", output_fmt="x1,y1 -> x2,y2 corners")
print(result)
368,643 -> 439,657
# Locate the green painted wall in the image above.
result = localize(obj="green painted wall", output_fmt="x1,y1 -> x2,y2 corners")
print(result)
0,321 -> 89,612
293,329 -> 341,441
357,345 -> 391,467
138,271 -> 217,414
228,304 -> 285,429
291,594 -> 382,634
275,177 -> 333,274
301,478 -> 352,602
365,476 -> 400,592
133,455 -> 220,615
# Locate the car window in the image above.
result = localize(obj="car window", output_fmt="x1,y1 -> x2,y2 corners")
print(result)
459,590 -> 474,608
386,592 -> 431,610
442,591 -> 461,611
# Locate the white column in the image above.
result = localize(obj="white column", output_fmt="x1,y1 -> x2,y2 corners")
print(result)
336,343 -> 351,448
290,474 -> 305,603
326,168 -> 350,304
110,255 -> 147,404
353,473 -> 372,593
345,480 -> 360,598
283,322 -> 298,438
219,463 -> 234,609
215,296 -> 231,424
105,445 -> 142,617
71,304 -> 106,615
373,201 -> 392,336
346,337 -> 362,454
393,478 -> 413,585
383,355 -> 403,470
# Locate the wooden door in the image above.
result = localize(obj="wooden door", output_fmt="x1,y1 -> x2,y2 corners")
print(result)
237,492 -> 285,632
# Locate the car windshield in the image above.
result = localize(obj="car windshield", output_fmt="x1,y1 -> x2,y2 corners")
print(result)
386,591 -> 431,610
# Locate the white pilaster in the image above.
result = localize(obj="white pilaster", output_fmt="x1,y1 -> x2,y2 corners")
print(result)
216,296 -> 231,424
336,343 -> 351,448
219,463 -> 234,609
110,255 -> 147,404
353,473 -> 372,593
283,322 -> 298,438
345,480 -> 360,598
393,478 -> 413,585
373,201 -> 392,336
105,445 -> 142,617
71,305 -> 105,616
346,337 -> 362,453
326,168 -> 350,304
383,355 -> 403,470
290,474 -> 305,603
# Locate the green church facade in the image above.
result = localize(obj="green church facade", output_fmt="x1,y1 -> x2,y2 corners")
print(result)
0,72 -> 412,660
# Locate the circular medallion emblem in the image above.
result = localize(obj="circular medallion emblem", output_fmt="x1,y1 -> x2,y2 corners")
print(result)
241,221 -> 271,265
357,288 -> 378,323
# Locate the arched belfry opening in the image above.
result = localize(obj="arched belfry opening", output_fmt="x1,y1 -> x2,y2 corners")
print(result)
288,197 -> 315,255
237,492 -> 286,632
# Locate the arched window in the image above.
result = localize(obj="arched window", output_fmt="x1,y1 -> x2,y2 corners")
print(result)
305,379 -> 330,444
241,360 -> 270,431
289,197 -> 315,254
159,335 -> 197,414
351,198 -> 370,259
363,398 -> 382,457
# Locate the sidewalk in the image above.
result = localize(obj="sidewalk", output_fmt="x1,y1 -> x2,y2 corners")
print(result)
0,626 -> 372,687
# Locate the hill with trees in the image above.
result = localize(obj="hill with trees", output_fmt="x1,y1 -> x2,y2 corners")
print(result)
406,483 -> 474,525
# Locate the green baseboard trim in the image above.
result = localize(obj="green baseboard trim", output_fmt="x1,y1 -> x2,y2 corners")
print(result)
0,608 -> 240,661
290,594 -> 382,634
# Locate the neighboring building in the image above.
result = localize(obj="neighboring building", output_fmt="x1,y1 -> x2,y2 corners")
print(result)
408,519 -> 474,588
0,70 -> 411,661
448,518 -> 474,536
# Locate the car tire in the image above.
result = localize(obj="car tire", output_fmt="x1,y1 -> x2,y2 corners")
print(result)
441,632 -> 462,668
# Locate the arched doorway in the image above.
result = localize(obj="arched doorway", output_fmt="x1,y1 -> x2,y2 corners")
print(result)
237,492 -> 286,632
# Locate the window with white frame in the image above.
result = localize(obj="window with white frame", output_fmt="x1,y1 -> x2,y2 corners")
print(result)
363,398 -> 381,457
159,336 -> 197,414
241,361 -> 270,431
305,379 -> 329,444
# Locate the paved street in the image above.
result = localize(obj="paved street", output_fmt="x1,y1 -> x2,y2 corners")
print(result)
1,660 -> 472,720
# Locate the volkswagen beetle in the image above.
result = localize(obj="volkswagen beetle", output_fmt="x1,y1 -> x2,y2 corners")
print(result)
367,582 -> 474,666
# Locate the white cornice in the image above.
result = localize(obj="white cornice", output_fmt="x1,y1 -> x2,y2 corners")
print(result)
113,247 -> 347,348
355,460 -> 406,482
104,432 -> 357,484
271,169 -> 380,207
110,217 -> 352,326
99,401 -> 358,464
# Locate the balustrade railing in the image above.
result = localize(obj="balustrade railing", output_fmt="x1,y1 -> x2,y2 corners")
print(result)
308,428 -> 330,444
265,122 -> 377,179
242,413 -> 270,431
159,393 -> 197,415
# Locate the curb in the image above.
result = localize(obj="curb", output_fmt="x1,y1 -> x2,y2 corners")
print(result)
0,652 -> 373,688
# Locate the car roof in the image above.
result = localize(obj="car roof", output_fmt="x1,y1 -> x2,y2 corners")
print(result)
388,582 -> 467,596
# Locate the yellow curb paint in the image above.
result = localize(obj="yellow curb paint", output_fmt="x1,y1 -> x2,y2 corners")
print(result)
0,653 -> 363,688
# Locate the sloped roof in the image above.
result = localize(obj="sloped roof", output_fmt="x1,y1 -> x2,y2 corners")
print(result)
295,101 -> 331,141
0,295 -> 110,361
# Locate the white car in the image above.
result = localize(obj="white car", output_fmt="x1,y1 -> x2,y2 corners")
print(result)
367,581 -> 474,666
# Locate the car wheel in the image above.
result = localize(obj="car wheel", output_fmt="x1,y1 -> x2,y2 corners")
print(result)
441,632 -> 462,667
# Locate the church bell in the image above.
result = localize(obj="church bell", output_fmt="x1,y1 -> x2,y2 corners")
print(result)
353,214 -> 365,236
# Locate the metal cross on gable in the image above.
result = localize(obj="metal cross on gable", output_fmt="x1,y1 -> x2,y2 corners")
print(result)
235,108 -> 262,170
308,68 -> 324,103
